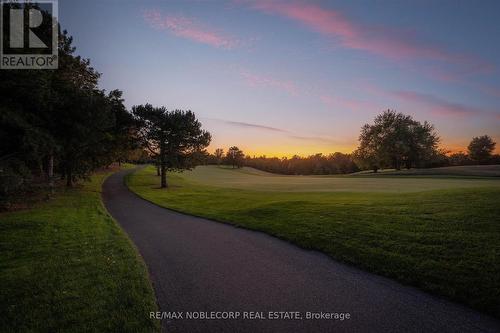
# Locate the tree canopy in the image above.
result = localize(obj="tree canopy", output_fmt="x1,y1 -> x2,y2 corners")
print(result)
0,21 -> 136,207
215,148 -> 224,165
468,135 -> 496,164
354,110 -> 440,172
225,146 -> 245,168
241,153 -> 359,175
132,105 -> 211,187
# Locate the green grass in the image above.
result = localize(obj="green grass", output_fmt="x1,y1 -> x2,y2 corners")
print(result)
351,164 -> 500,177
127,165 -> 500,318
0,170 -> 160,332
167,165 -> 500,192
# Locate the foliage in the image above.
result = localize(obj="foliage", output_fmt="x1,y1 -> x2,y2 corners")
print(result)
448,152 -> 472,166
225,146 -> 245,168
132,104 -> 211,187
468,135 -> 496,164
215,148 -> 224,165
0,26 -> 135,197
244,152 -> 359,175
354,110 -> 440,171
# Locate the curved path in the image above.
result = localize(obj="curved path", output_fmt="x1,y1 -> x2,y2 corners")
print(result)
102,169 -> 500,333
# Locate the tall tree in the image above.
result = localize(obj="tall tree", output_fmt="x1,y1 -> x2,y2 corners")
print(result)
1,8 -> 138,207
226,146 -> 244,168
353,123 -> 383,172
468,135 -> 496,164
354,110 -> 439,171
133,105 -> 211,188
215,148 -> 224,166
1,26 -> 136,189
104,90 -> 137,166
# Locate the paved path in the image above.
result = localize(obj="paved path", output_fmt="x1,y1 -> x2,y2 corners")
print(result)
102,169 -> 500,333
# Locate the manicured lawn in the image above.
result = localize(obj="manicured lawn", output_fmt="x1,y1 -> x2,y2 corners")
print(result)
168,165 -> 500,192
127,165 -> 500,318
352,164 -> 500,177
0,169 -> 159,332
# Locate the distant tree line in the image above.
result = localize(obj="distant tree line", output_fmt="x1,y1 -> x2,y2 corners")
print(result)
244,153 -> 359,175
204,147 -> 359,175
206,111 -> 498,175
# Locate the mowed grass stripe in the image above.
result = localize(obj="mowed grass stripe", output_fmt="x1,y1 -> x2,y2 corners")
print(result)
0,170 -> 159,332
176,165 -> 500,192
127,165 -> 500,318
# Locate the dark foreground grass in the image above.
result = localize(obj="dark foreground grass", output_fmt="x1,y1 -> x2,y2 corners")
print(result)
127,166 -> 500,318
0,170 -> 159,332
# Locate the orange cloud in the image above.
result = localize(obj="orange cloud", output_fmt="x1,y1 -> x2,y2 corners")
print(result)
143,10 -> 239,49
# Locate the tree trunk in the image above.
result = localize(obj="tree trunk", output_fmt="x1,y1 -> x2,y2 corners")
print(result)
394,159 -> 401,170
66,166 -> 73,187
160,148 -> 168,188
47,154 -> 54,180
160,164 -> 167,188
48,154 -> 54,193
39,161 -> 44,178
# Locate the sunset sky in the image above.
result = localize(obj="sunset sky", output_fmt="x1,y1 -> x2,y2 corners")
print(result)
60,0 -> 500,157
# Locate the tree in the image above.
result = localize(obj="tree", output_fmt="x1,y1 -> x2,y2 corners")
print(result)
0,23 -> 134,188
468,135 -> 496,164
448,152 -> 471,166
133,105 -> 211,188
1,8 -> 139,207
215,148 -> 224,166
226,146 -> 244,168
354,110 -> 439,171
105,90 -> 138,167
353,123 -> 383,172
241,152 -> 359,175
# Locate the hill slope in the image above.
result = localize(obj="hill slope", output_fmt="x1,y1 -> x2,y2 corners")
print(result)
177,165 -> 500,192
351,165 -> 500,177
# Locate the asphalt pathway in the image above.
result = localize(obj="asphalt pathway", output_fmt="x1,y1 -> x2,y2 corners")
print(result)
102,168 -> 500,333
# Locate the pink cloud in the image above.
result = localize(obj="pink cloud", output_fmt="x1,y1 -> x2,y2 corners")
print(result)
143,10 -> 238,49
246,1 -> 493,78
349,81 -> 500,119
240,70 -> 299,95
392,90 -> 496,118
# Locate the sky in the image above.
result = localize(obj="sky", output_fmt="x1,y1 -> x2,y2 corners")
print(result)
59,0 -> 500,157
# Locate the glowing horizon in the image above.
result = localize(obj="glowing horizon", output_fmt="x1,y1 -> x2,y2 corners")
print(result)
207,139 -> 496,159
